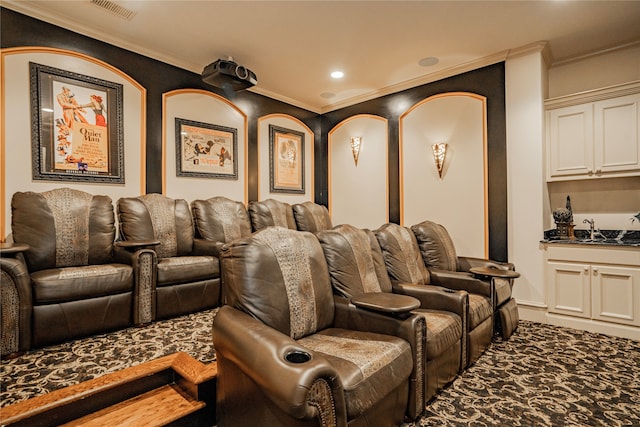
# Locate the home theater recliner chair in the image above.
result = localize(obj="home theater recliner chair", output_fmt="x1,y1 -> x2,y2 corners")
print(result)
411,219 -> 519,340
1,188 -> 154,356
116,193 -> 220,321
317,223 -> 467,408
213,226 -> 420,426
375,222 -> 494,368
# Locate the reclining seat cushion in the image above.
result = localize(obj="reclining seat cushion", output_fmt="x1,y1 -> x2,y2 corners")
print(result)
416,309 -> 463,360
411,220 -> 458,272
468,294 -> 493,330
293,201 -> 332,233
191,196 -> 252,243
157,256 -> 219,286
298,328 -> 412,419
31,265 -> 133,304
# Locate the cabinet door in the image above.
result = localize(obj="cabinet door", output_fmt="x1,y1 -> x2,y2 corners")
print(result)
547,105 -> 594,179
547,261 -> 591,318
591,265 -> 640,326
594,94 -> 640,176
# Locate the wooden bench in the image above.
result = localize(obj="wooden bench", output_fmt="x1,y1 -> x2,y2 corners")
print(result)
0,352 -> 217,426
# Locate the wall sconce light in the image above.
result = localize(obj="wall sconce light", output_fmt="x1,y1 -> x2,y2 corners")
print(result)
431,142 -> 447,178
350,136 -> 362,166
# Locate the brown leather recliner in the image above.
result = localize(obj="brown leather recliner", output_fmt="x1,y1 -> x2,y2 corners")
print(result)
214,227 -> 419,426
248,198 -> 297,232
317,224 -> 466,408
292,201 -> 333,233
1,188 -> 153,355
191,196 -> 253,306
411,220 -> 519,340
375,223 -> 494,368
191,196 -> 253,258
117,194 -> 220,321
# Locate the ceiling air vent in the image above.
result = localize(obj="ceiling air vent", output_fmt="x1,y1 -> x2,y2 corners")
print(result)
90,0 -> 137,21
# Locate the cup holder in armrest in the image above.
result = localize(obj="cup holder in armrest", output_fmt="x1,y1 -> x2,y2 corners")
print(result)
285,350 -> 311,364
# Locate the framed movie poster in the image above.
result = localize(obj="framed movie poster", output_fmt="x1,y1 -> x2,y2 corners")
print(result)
269,125 -> 305,194
30,62 -> 124,183
175,118 -> 238,179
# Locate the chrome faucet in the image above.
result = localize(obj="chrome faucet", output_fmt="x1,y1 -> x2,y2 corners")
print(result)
583,218 -> 595,240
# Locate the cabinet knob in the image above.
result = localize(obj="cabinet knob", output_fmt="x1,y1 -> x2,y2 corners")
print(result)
596,168 -> 602,174
593,268 -> 598,275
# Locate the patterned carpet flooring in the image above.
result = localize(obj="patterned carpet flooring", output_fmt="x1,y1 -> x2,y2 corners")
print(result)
2,312 -> 639,427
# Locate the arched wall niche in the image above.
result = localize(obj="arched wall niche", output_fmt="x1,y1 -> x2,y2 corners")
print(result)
162,89 -> 247,204
257,114 -> 315,203
328,114 -> 388,229
400,92 -> 488,258
1,47 -> 145,241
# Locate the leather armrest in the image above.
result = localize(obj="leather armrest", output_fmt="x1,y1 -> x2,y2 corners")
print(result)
428,268 -> 492,297
193,238 -> 224,258
458,256 -> 515,272
0,257 -> 33,353
392,283 -> 467,316
113,243 -> 157,264
350,292 -> 420,317
213,306 -> 345,421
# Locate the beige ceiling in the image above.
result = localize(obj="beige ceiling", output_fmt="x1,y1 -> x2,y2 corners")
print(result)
5,0 -> 640,113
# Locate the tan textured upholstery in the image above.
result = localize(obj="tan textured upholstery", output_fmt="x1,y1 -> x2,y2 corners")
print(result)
2,188 -> 145,354
411,219 -> 519,340
117,194 -> 220,320
247,198 -> 297,232
318,224 -> 465,408
292,201 -> 333,233
214,226 -> 417,425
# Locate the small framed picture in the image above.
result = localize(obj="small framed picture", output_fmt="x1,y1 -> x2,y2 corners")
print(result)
175,118 -> 238,179
30,62 -> 124,183
269,125 -> 305,193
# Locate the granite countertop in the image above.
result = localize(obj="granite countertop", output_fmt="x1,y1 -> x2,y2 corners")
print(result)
541,229 -> 640,247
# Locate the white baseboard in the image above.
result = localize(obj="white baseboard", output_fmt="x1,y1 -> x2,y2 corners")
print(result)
515,301 -> 640,341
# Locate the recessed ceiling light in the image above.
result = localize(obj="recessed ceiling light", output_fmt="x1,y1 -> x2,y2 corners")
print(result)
418,57 -> 439,67
330,71 -> 344,79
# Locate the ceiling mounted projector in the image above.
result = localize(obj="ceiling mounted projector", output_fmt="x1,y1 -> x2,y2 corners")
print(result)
202,57 -> 257,91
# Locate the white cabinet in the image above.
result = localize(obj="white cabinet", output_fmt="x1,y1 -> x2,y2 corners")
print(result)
546,83 -> 640,181
545,244 -> 640,339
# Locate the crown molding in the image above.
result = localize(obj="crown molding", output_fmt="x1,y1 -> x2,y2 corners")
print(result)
545,80 -> 640,109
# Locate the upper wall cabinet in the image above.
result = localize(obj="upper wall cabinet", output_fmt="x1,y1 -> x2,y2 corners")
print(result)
545,82 -> 640,181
